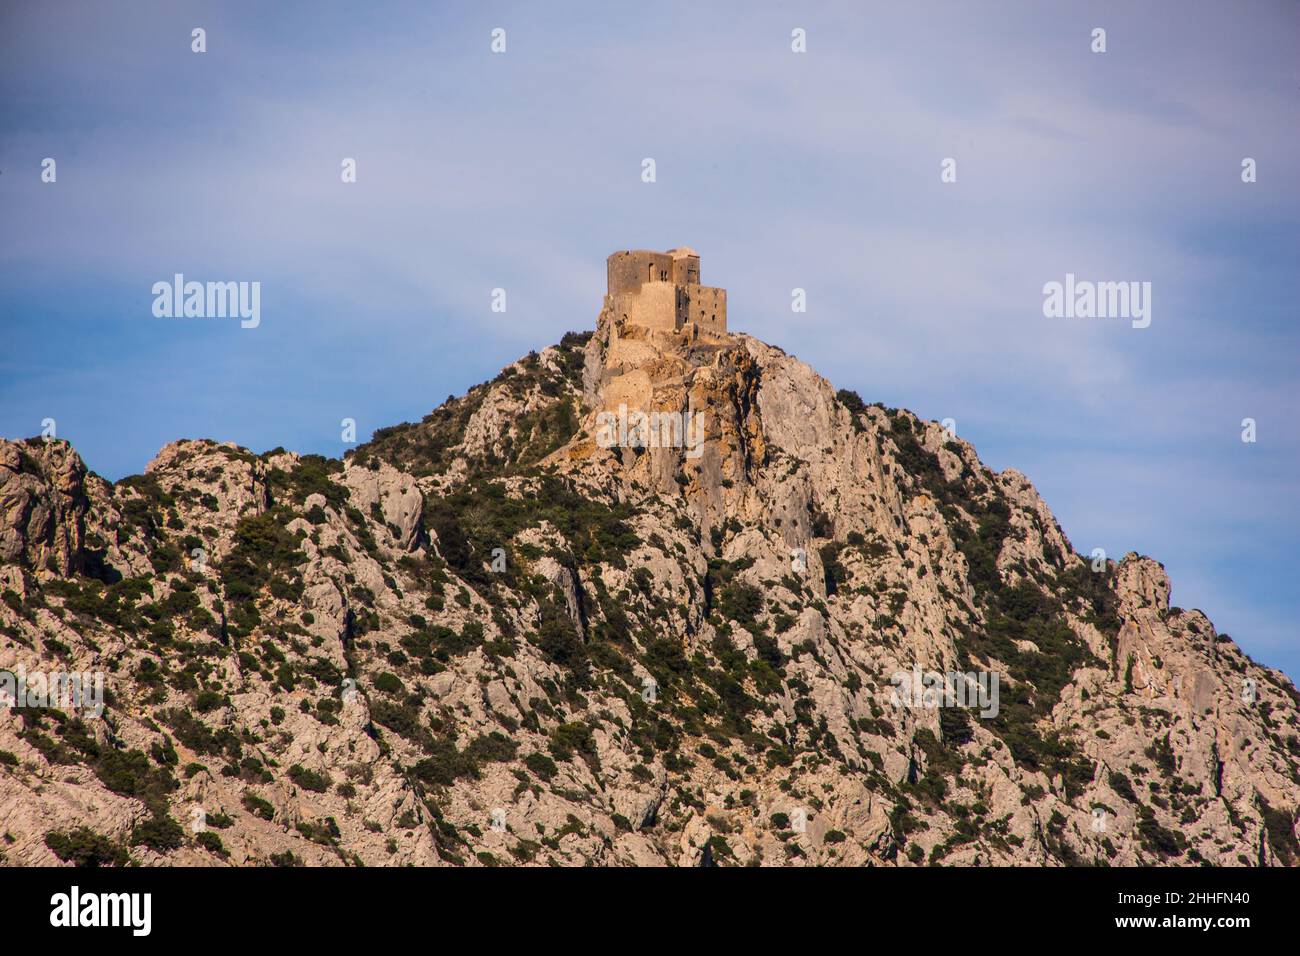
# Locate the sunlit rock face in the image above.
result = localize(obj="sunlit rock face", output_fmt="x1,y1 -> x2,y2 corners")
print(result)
1,261 -> 1297,867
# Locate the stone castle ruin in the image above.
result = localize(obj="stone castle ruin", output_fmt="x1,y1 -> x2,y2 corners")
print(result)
604,248 -> 727,337
596,246 -> 730,419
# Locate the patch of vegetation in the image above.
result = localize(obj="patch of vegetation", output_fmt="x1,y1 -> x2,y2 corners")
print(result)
1136,808 -> 1186,859
510,399 -> 580,469
955,578 -> 1099,796
94,747 -> 178,817
195,830 -> 228,857
288,764 -> 331,793
242,792 -> 275,821
425,476 -> 640,588
409,732 -> 516,787
268,455 -> 350,510
219,510 -> 305,634
351,336 -> 589,477
524,751 -> 558,781
44,827 -> 130,867
129,814 -> 184,853
836,389 -> 868,432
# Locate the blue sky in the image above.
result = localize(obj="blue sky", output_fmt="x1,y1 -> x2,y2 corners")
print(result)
2,1 -> 1297,677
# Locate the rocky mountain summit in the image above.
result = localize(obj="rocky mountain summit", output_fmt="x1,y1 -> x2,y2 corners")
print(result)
2,301 -> 1298,867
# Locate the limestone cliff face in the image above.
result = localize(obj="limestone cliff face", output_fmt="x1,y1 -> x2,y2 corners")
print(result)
0,440 -> 90,576
1,315 -> 1297,867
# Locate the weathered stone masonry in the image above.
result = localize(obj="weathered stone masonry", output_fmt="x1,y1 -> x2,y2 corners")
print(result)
605,247 -> 727,337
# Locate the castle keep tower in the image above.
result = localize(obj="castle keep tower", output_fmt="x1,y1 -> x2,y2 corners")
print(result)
605,247 -> 727,337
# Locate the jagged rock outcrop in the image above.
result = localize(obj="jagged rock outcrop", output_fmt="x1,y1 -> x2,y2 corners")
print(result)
1,312 -> 1297,868
0,440 -> 89,576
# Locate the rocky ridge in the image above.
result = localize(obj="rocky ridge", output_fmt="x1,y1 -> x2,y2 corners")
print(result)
1,307 -> 1298,867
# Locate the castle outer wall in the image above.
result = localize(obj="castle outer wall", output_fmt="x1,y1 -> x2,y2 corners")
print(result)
604,248 -> 727,336
608,251 -> 674,295
611,282 -> 678,332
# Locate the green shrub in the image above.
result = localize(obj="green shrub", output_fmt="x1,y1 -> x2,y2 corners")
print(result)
93,747 -> 177,817
718,582 -> 762,628
288,764 -> 331,793
1108,771 -> 1138,803
411,740 -> 479,787
524,751 -> 558,781
129,815 -> 184,853
45,827 -> 130,867
195,830 -> 227,856
372,672 -> 403,694
220,511 -> 304,613
194,689 -> 224,712
548,722 -> 595,763
836,390 -> 868,431
242,792 -> 275,820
